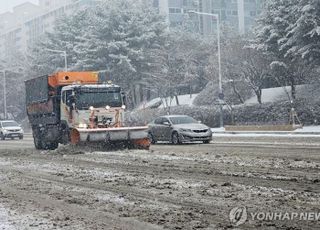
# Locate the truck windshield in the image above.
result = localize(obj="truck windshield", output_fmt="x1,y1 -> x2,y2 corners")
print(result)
76,91 -> 122,109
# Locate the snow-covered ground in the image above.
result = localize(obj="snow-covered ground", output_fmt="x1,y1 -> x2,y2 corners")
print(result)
138,85 -> 315,109
0,204 -> 15,230
293,126 -> 320,132
211,125 -> 320,137
244,85 -> 313,104
138,94 -> 198,109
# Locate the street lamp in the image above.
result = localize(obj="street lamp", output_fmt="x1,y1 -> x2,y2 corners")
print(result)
1,69 -> 21,119
188,10 -> 224,127
45,48 -> 68,71
0,70 -> 7,119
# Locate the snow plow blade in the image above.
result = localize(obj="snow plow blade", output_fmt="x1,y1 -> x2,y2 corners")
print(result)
70,126 -> 150,150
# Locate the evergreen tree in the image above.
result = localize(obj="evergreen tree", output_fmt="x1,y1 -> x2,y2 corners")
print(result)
285,0 -> 320,65
253,0 -> 307,101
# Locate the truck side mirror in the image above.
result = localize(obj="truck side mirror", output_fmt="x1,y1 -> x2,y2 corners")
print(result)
121,93 -> 127,106
67,95 -> 75,107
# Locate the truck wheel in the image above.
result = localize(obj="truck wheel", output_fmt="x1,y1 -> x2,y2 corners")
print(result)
40,142 -> 58,150
148,132 -> 156,144
48,142 -> 59,150
34,135 -> 44,150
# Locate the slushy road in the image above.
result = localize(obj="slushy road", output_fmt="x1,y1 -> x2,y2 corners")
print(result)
0,135 -> 320,229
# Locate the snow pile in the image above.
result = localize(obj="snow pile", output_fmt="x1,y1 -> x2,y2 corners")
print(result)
294,126 -> 320,133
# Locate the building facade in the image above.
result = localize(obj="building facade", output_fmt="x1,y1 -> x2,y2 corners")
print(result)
154,0 -> 264,35
0,0 -> 98,59
0,0 -> 264,60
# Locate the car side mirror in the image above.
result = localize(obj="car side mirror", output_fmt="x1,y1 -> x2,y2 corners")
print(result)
163,121 -> 170,126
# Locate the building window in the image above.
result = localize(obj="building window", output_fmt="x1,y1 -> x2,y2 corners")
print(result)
232,10 -> 238,16
250,11 -> 256,17
212,9 -> 220,14
153,0 -> 159,7
169,8 -> 183,14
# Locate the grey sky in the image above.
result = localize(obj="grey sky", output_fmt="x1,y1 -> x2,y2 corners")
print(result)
0,0 -> 39,14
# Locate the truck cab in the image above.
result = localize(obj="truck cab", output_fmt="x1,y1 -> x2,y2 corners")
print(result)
60,84 -> 126,130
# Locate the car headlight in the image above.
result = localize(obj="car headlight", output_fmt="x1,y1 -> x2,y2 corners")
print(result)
78,123 -> 88,129
3,129 -> 8,134
179,128 -> 192,132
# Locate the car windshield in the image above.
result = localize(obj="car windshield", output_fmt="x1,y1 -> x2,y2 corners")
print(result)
76,91 -> 122,110
169,116 -> 197,125
2,121 -> 19,127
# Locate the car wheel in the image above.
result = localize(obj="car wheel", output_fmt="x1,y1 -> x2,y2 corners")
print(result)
172,132 -> 181,145
203,140 -> 210,144
0,133 -> 4,140
148,132 -> 156,144
19,135 -> 23,140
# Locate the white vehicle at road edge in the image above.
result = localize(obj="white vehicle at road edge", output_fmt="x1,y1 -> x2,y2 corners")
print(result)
0,120 -> 24,140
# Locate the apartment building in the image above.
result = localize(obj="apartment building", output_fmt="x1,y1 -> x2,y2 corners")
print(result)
154,0 -> 264,35
0,0 -> 97,59
0,0 -> 264,60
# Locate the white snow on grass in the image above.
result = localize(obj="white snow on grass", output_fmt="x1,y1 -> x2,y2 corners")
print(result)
138,84 -> 318,109
138,94 -> 198,109
244,85 -> 307,104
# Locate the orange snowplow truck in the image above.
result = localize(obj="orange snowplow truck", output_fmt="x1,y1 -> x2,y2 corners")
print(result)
25,72 -> 150,150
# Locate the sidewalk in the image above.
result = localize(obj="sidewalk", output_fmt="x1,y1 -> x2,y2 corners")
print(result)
211,126 -> 320,137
